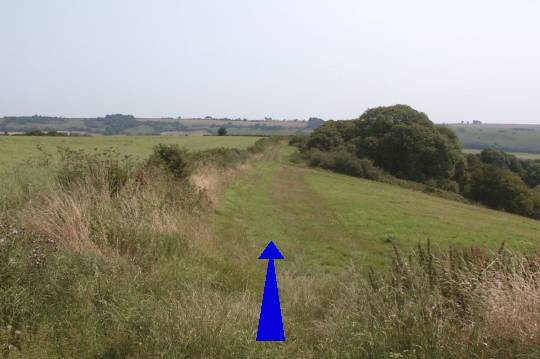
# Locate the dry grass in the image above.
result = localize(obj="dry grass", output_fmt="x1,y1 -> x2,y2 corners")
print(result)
13,140 -> 274,263
479,264 -> 540,347
19,172 -> 206,258
190,162 -> 252,207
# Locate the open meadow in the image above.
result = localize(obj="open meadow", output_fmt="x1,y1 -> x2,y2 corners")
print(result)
0,135 -> 258,170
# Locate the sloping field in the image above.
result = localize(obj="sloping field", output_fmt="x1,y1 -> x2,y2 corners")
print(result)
218,146 -> 540,270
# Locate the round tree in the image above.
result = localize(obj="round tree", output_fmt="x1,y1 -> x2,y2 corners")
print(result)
353,105 -> 463,182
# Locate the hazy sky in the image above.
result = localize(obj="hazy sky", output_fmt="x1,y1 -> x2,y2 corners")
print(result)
1,0 -> 539,123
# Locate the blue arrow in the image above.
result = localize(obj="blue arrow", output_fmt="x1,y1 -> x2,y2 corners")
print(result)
256,241 -> 285,342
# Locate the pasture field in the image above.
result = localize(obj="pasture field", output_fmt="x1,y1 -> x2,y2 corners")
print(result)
0,135 -> 258,170
463,148 -> 540,159
448,123 -> 540,153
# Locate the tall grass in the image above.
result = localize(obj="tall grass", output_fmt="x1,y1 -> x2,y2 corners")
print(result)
1,138 -> 279,358
317,243 -> 540,358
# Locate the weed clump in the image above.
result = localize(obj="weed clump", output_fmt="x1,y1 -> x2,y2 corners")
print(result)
307,148 -> 383,180
147,144 -> 192,179
56,147 -> 134,195
320,243 -> 540,358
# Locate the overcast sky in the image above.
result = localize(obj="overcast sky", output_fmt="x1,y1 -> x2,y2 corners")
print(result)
1,0 -> 539,123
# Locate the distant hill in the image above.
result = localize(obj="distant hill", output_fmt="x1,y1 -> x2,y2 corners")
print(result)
445,123 -> 540,154
0,115 -> 316,136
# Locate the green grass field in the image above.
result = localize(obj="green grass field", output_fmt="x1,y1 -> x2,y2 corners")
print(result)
0,135 -> 258,169
219,146 -> 540,271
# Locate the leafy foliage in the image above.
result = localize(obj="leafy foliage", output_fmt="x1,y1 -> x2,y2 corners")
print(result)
300,105 -> 540,219
352,105 -> 463,182
468,165 -> 536,217
307,148 -> 383,179
56,147 -> 135,195
147,144 -> 192,179
306,117 -> 325,128
305,105 -> 464,183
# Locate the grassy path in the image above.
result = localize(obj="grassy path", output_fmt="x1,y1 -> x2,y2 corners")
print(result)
217,148 -> 367,275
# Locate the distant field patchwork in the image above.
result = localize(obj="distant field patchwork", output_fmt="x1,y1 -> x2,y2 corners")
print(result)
0,115 -> 312,136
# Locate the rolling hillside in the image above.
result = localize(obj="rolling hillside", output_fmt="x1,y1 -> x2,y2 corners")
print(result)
0,115 -> 316,136
218,146 -> 540,271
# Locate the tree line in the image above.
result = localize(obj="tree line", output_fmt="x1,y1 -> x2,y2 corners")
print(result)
292,105 -> 540,219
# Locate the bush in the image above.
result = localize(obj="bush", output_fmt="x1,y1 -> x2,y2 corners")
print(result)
468,164 -> 535,217
306,122 -> 345,151
524,162 -> 540,188
191,147 -> 248,169
307,149 -> 383,180
533,194 -> 540,219
288,135 -> 308,149
247,137 -> 279,154
148,144 -> 192,179
217,127 -> 227,136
